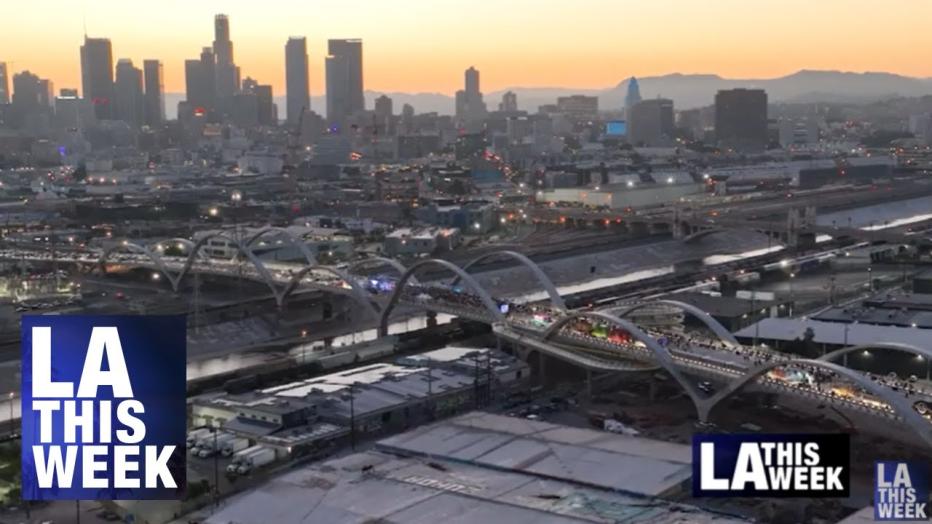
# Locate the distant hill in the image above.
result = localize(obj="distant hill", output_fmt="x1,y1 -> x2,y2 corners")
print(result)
163,70 -> 932,119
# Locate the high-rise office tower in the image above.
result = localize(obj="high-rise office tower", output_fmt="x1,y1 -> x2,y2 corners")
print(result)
0,62 -> 9,104
374,94 -> 393,135
10,70 -> 53,129
143,60 -> 165,126
624,77 -> 642,116
114,59 -> 145,127
185,47 -> 216,115
499,91 -> 518,113
627,98 -> 675,147
325,39 -> 364,128
715,88 -> 768,152
55,87 -> 94,131
80,36 -> 115,119
213,14 -> 240,114
238,77 -> 275,126
455,66 -> 486,124
285,37 -> 310,125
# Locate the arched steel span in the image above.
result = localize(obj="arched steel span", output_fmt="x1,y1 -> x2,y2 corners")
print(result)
378,258 -> 505,337
541,310 -> 705,410
281,265 -> 380,321
180,231 -> 287,304
98,241 -> 182,291
450,250 -> 566,311
153,238 -> 209,260
345,257 -> 418,285
819,342 -> 932,366
245,227 -> 317,266
683,227 -> 785,245
701,358 -> 932,448
613,299 -> 740,348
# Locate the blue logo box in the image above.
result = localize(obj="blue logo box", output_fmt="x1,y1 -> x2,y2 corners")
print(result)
874,461 -> 929,521
693,433 -> 849,498
21,315 -> 186,500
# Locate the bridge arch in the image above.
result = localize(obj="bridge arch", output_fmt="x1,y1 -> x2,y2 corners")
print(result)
345,257 -> 418,285
613,299 -> 740,348
180,232 -> 287,305
244,227 -> 317,265
541,310 -> 705,410
820,342 -> 932,367
281,265 -> 380,321
378,258 -> 504,337
98,241 -> 182,291
702,358 -> 932,447
153,238 -> 210,260
451,250 -> 566,311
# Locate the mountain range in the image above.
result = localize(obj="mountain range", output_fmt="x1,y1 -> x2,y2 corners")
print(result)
163,70 -> 932,119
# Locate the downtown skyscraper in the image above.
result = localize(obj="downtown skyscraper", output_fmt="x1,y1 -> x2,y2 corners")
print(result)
80,36 -> 115,119
213,14 -> 240,115
285,37 -> 310,126
143,60 -> 165,126
455,66 -> 486,126
114,59 -> 144,127
0,62 -> 9,104
325,39 -> 364,129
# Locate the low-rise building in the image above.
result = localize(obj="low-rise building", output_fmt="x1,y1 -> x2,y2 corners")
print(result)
382,226 -> 460,257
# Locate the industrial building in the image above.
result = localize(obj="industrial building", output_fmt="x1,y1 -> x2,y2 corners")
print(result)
203,413 -> 751,524
191,348 -> 530,454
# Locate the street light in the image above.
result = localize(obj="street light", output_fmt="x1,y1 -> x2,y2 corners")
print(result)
8,391 -> 13,438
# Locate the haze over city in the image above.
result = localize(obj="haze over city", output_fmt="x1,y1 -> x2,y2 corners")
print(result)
3,2 -> 932,523
6,0 -> 932,96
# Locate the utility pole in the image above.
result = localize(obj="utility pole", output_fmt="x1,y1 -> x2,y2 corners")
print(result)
473,353 -> 481,408
426,358 -> 434,420
213,425 -> 219,507
349,382 -> 356,451
485,351 -> 493,404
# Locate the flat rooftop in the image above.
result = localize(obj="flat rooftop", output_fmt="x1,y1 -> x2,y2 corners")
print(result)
734,317 -> 932,347
203,426 -> 748,524
376,412 -> 693,498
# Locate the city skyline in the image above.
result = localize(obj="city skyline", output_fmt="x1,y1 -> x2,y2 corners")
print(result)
5,0 -> 932,97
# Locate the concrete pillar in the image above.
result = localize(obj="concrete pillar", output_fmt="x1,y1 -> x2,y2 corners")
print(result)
538,354 -> 547,387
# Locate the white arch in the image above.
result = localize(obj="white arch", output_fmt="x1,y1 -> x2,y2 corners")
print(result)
378,258 -> 505,337
541,310 -> 705,409
282,264 -> 380,320
98,241 -> 182,291
820,342 -> 932,366
613,299 -> 740,347
152,238 -> 209,260
345,257 -> 418,285
452,250 -> 566,311
181,232 -> 288,305
702,358 -> 932,448
245,227 -> 317,265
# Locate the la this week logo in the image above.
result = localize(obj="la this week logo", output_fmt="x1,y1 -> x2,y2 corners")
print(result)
21,315 -> 186,500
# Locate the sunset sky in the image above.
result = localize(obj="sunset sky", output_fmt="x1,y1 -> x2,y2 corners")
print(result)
4,0 -> 932,96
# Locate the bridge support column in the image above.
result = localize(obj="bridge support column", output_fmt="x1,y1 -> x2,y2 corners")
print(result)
426,311 -> 437,329
538,354 -> 547,387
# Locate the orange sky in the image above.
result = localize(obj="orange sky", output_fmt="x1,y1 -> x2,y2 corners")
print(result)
3,0 -> 932,96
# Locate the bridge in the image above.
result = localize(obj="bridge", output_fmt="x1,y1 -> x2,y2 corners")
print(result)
4,236 -> 932,448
